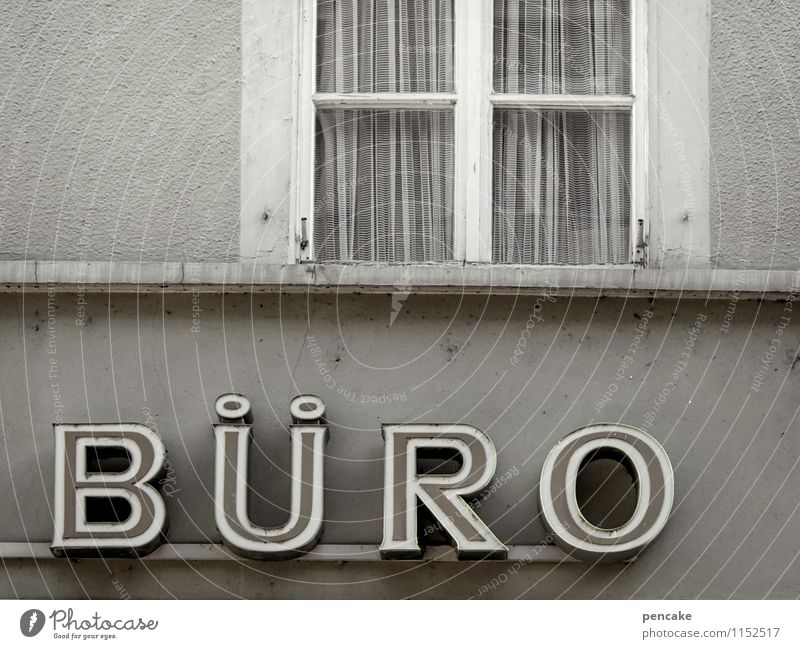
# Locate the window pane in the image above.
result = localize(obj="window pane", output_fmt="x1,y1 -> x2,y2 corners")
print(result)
317,0 -> 454,93
493,109 -> 631,265
494,0 -> 631,94
315,109 -> 454,262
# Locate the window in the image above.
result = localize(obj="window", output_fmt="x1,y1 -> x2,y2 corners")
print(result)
294,0 -> 647,266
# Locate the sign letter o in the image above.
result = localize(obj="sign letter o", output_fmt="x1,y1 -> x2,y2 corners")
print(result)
539,424 -> 674,563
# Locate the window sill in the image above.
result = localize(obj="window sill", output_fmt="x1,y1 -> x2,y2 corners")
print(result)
0,261 -> 797,300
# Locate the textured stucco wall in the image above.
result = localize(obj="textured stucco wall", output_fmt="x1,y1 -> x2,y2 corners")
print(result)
0,1 -> 241,262
2,292 -> 800,598
711,0 -> 800,269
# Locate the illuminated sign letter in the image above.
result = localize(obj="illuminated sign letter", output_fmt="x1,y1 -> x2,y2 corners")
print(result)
380,424 -> 507,560
51,424 -> 168,557
213,394 -> 328,560
539,424 -> 674,563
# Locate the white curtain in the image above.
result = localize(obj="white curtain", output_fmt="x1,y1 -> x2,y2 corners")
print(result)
315,109 -> 454,262
494,0 -> 630,95
317,0 -> 453,94
315,0 -> 455,262
493,0 -> 632,265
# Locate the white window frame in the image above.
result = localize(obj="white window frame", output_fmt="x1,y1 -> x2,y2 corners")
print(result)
292,0 -> 648,266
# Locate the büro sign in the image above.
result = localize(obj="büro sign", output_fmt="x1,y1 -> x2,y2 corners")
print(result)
51,394 -> 674,564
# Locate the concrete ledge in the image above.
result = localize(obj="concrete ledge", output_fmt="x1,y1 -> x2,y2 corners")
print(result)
0,261 -> 798,299
0,543 -> 576,564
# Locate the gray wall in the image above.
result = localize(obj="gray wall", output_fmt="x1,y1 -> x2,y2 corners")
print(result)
2,292 -> 800,598
3,0 -> 800,601
710,0 -> 800,269
0,1 -> 241,262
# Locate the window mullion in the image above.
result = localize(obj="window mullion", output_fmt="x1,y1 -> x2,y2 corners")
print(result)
313,93 -> 456,110
491,94 -> 635,110
455,0 -> 489,262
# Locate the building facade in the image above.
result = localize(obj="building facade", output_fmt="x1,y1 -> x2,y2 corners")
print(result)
2,0 -> 800,598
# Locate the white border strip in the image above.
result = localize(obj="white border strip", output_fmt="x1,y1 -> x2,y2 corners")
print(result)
0,543 -> 576,563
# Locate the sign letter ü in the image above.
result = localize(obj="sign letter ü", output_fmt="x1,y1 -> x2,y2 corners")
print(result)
213,394 -> 329,560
